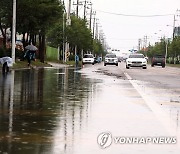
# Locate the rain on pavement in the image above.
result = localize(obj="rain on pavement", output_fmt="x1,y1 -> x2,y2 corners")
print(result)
0,63 -> 180,154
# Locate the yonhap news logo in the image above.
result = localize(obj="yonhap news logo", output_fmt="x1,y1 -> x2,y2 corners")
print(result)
97,132 -> 177,149
97,132 -> 113,149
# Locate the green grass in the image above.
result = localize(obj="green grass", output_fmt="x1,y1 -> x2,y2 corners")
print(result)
47,59 -> 82,67
11,60 -> 51,69
166,63 -> 180,68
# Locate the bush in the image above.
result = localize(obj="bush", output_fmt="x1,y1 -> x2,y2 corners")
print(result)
0,48 -> 11,57
69,54 -> 75,61
0,48 -> 24,59
15,49 -> 24,60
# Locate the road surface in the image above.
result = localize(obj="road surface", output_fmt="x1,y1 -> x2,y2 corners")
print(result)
0,62 -> 180,154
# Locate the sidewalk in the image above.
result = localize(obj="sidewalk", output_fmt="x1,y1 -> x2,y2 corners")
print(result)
47,62 -> 71,68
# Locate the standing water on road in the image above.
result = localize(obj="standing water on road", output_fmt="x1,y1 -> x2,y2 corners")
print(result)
0,68 -> 102,154
0,66 -> 180,154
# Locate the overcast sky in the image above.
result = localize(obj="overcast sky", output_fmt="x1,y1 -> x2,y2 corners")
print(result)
69,0 -> 180,52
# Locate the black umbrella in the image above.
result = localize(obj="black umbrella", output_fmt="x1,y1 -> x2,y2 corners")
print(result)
25,44 -> 38,51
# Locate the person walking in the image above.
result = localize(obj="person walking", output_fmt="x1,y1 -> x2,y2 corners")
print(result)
0,57 -> 13,74
75,54 -> 79,67
24,50 -> 36,66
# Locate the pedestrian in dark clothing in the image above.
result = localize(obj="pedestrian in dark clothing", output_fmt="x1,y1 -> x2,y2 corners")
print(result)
3,62 -> 9,73
75,54 -> 79,67
0,57 -> 13,74
24,50 -> 36,66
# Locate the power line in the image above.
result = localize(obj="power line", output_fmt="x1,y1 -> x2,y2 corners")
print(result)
95,9 -> 174,17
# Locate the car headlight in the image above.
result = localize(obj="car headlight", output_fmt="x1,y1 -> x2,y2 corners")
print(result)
127,61 -> 132,63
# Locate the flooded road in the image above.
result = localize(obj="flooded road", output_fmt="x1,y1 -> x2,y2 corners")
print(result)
0,68 -> 100,154
0,64 -> 180,154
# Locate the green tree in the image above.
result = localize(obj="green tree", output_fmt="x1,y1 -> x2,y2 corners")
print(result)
93,40 -> 105,56
0,0 -> 12,48
0,0 -> 64,62
169,36 -> 180,63
66,15 -> 93,54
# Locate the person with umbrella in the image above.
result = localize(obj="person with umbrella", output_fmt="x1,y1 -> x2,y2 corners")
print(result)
24,44 -> 38,66
0,56 -> 13,74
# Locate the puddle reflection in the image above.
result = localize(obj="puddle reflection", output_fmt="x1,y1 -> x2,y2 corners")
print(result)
0,68 -> 101,154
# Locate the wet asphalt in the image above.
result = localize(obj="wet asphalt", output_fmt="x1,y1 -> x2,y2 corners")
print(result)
0,62 -> 180,154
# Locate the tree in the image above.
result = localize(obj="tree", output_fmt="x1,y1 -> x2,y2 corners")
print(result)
93,40 -> 105,56
66,15 -> 93,54
0,0 -> 64,62
169,36 -> 180,64
0,0 -> 12,48
47,19 -> 64,48
16,0 -> 64,62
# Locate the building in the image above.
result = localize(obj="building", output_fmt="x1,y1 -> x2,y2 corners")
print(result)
174,26 -> 180,37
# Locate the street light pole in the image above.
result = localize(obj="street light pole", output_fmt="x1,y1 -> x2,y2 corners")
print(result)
173,15 -> 175,39
165,38 -> 168,65
65,0 -> 71,62
12,0 -> 16,64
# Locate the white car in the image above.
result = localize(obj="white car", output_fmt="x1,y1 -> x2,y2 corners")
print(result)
82,54 -> 94,65
104,54 -> 118,66
126,54 -> 147,69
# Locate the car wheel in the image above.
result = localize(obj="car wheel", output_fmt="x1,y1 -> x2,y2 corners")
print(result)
126,65 -> 129,69
116,63 -> 118,66
143,67 -> 147,69
162,65 -> 165,68
92,63 -> 94,65
104,63 -> 106,66
151,64 -> 154,67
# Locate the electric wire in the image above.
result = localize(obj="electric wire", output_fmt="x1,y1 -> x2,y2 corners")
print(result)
95,9 -> 174,17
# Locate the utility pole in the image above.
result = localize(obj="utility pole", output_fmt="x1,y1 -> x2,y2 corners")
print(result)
12,0 -> 16,64
84,0 -> 87,20
76,0 -> 79,17
62,10 -> 65,62
92,12 -> 96,39
173,14 -> 176,39
95,19 -> 99,40
89,3 -> 93,30
65,0 -> 71,62
165,39 -> 168,64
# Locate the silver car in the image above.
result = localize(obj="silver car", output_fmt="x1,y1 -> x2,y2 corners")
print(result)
104,54 -> 118,66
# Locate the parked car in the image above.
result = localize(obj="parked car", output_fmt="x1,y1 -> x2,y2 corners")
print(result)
126,54 -> 147,69
104,54 -> 118,66
82,54 -> 94,65
151,55 -> 165,68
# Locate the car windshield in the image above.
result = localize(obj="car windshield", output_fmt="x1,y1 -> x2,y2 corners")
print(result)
84,54 -> 93,58
129,54 -> 144,58
106,54 -> 116,58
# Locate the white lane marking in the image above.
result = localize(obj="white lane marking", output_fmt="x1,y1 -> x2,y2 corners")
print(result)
124,72 -> 179,138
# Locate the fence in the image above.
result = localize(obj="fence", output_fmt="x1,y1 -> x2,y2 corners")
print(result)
46,46 -> 59,61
